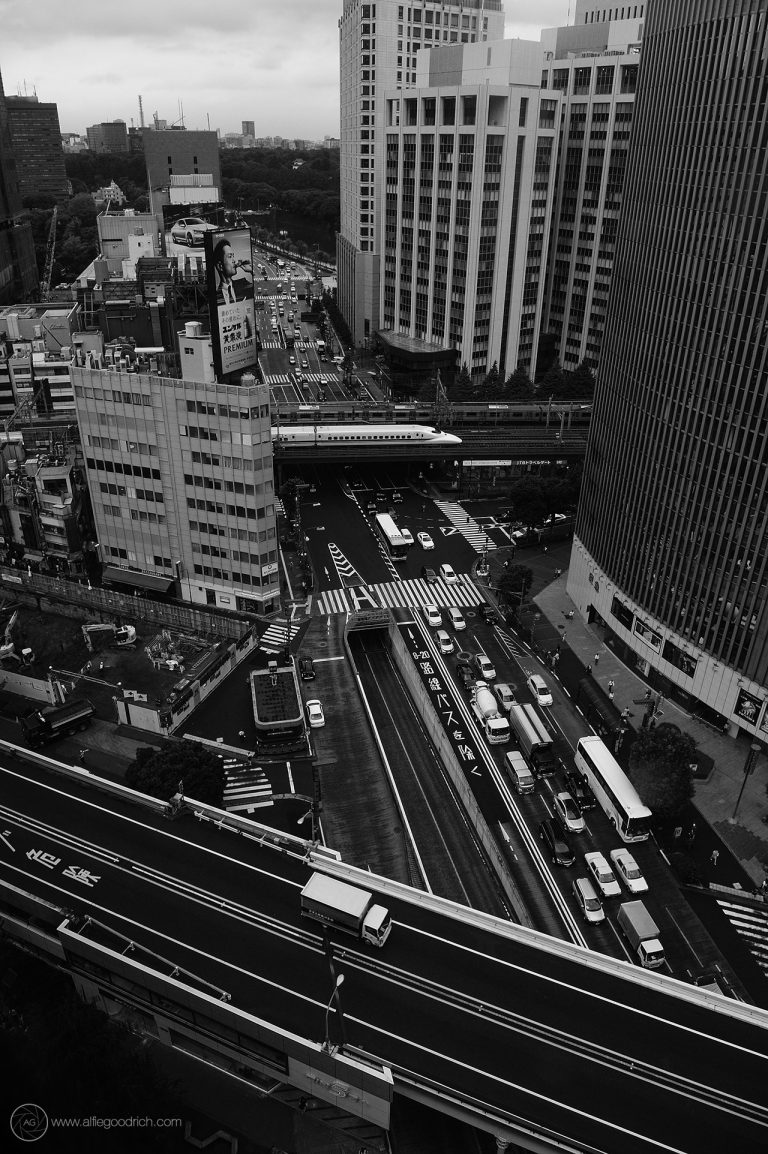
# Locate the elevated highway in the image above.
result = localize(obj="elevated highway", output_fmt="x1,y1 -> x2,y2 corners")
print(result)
1,746 -> 766,1154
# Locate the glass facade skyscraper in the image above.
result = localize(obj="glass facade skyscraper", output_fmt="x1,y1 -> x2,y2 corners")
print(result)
569,0 -> 768,737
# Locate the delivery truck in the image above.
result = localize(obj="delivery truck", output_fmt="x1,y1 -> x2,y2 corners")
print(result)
471,683 -> 510,744
617,901 -> 665,969
19,699 -> 95,747
300,873 -> 392,947
508,703 -> 557,777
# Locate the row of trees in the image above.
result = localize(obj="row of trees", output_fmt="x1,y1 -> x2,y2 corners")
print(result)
421,359 -> 595,404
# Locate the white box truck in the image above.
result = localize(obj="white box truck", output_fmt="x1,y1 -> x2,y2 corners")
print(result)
300,873 -> 392,947
472,683 -> 510,744
617,901 -> 665,969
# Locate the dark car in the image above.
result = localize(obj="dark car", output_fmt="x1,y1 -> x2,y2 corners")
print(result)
366,500 -> 377,514
299,656 -> 315,681
478,603 -> 498,624
565,770 -> 596,811
539,817 -> 576,867
456,662 -> 475,692
421,566 -> 439,583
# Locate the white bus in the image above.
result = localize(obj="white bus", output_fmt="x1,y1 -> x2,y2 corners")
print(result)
574,736 -> 651,842
374,512 -> 409,561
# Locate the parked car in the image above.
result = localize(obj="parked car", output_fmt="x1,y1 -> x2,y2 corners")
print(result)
564,770 -> 595,811
305,699 -> 325,728
584,851 -> 622,898
609,848 -> 649,894
299,656 -> 315,681
439,563 -> 458,584
553,791 -> 585,834
425,604 -> 442,628
170,216 -> 217,246
539,817 -> 575,867
526,673 -> 553,707
417,532 -> 435,550
473,652 -> 496,681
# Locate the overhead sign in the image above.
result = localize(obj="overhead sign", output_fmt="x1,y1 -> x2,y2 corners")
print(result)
204,227 -> 257,378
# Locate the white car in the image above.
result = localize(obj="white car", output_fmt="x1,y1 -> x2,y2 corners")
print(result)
436,629 -> 454,655
610,848 -> 649,894
417,532 -> 435,550
425,604 -> 442,628
305,699 -> 325,728
493,682 -> 516,713
448,606 -> 466,631
527,673 -> 553,707
289,355 -> 296,365
400,528 -> 414,546
439,563 -> 458,584
170,216 -> 217,246
584,851 -> 621,899
473,653 -> 496,681
553,791 -> 585,834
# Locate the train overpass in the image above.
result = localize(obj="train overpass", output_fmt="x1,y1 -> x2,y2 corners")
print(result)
1,744 -> 766,1154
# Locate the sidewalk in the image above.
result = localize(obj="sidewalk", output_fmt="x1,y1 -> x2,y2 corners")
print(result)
509,543 -> 768,886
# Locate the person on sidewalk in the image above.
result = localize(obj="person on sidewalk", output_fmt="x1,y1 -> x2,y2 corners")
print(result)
594,652 -> 600,665
710,849 -> 720,866
608,679 -> 615,694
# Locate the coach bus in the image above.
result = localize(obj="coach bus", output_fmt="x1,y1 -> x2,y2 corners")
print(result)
374,512 -> 410,562
574,735 -> 652,842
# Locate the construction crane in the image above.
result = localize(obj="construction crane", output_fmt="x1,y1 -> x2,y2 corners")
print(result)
39,204 -> 58,302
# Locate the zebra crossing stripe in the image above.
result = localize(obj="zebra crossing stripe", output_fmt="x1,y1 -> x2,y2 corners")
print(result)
434,500 -> 499,553
316,574 -> 482,615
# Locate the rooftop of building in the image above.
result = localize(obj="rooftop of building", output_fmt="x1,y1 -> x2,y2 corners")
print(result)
250,664 -> 303,725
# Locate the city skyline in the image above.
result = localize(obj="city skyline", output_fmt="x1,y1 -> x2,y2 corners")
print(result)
0,0 -> 570,141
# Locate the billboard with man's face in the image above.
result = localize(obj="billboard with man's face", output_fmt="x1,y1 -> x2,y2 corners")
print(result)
204,227 -> 256,377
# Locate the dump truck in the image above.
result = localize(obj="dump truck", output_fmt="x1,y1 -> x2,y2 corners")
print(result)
472,683 -> 510,745
617,901 -> 665,969
20,699 -> 95,747
300,873 -> 392,947
508,703 -> 557,776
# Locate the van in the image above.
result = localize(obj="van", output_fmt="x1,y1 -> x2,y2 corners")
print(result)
572,877 -> 605,924
505,749 -> 534,795
448,606 -> 466,631
436,629 -> 454,655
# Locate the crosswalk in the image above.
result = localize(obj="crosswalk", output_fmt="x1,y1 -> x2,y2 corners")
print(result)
717,897 -> 768,975
222,759 -> 273,814
434,500 -> 499,553
316,573 -> 483,616
259,620 -> 302,653
264,371 -> 331,385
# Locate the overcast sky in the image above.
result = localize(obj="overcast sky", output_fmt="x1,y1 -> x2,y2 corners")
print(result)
0,1 -> 570,140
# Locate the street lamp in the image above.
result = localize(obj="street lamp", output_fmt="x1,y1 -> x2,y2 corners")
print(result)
731,741 -> 761,820
323,973 -> 345,1053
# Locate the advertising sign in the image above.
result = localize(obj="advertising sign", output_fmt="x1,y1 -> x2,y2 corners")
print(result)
204,227 -> 256,378
734,687 -> 762,727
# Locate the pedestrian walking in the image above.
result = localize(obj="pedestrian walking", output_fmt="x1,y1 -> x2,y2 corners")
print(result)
555,568 -> 562,578
608,679 -> 615,694
673,825 -> 683,841
238,729 -> 246,741
542,545 -> 548,553
594,652 -> 600,665
710,849 -> 720,866
608,689 -> 614,701
78,749 -> 88,763
686,822 -> 697,846
98,661 -> 104,673
586,664 -> 592,675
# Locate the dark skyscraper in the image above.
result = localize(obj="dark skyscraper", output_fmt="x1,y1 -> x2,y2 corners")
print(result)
0,68 -> 39,304
6,94 -> 69,203
570,0 -> 768,738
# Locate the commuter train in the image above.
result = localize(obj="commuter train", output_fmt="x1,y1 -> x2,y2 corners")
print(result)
272,424 -> 462,446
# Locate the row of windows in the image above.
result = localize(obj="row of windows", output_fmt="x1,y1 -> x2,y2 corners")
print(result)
106,545 -> 172,569
75,386 -> 153,407
100,482 -> 164,503
86,452 -> 161,480
192,563 -> 278,588
185,399 -> 269,420
104,505 -> 166,526
184,472 -> 273,496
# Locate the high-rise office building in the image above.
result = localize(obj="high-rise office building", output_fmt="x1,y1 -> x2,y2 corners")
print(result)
86,121 -> 129,153
337,0 -> 505,346
242,121 -> 255,137
381,40 -> 560,378
0,68 -> 39,304
569,0 -> 768,737
540,9 -> 642,370
5,95 -> 69,203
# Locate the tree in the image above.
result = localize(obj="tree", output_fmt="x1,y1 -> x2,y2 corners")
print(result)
498,564 -> 533,607
534,330 -> 559,382
504,365 -> 535,400
126,739 -> 224,807
536,359 -> 568,399
448,362 -> 474,402
506,475 -> 548,528
628,724 -> 696,821
476,361 -> 503,400
565,359 -> 596,400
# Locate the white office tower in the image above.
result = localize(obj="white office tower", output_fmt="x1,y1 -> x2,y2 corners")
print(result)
337,0 -> 505,346
381,39 -> 561,378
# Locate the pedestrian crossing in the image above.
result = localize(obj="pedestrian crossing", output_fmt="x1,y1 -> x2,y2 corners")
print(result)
259,620 -> 302,653
264,371 -> 332,385
316,573 -> 483,616
717,897 -> 768,975
434,500 -> 499,553
222,760 -> 273,813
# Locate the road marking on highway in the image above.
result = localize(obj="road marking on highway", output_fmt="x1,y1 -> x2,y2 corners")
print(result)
259,621 -> 302,653
316,574 -> 483,616
434,500 -> 499,553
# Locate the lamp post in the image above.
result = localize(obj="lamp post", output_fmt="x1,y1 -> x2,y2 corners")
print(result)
323,973 -> 345,1053
732,741 -> 762,820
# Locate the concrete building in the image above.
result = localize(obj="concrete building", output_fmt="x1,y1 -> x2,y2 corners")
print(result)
242,121 -> 255,137
337,0 -> 505,346
0,441 -> 89,576
5,95 -> 69,203
380,39 -> 560,379
0,68 -> 39,305
0,301 -> 85,415
72,356 -> 279,614
143,129 -> 221,216
569,0 -> 768,738
86,121 -> 128,153
61,132 -> 87,153
539,6 -> 642,370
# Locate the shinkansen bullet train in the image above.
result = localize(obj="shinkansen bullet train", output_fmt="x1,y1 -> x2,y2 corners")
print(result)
272,424 -> 462,446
